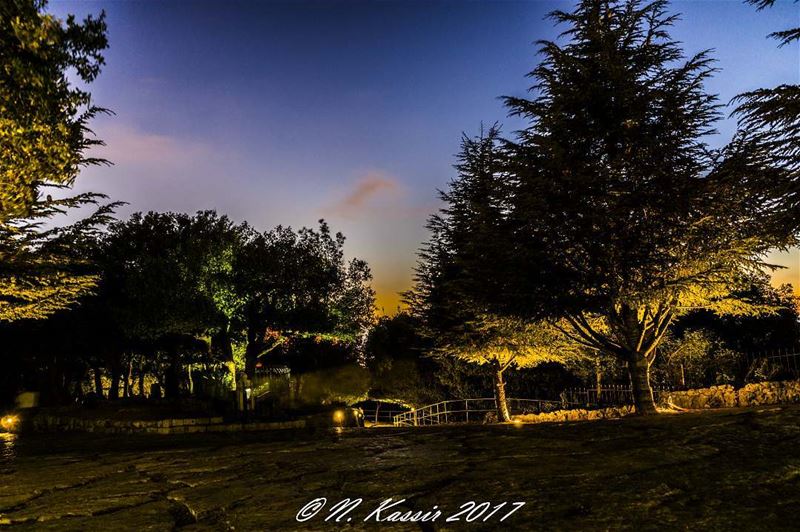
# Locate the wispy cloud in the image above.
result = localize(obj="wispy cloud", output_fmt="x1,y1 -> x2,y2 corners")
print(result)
89,123 -> 214,168
324,171 -> 401,218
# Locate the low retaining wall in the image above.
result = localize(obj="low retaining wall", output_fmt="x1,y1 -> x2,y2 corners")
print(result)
513,406 -> 635,424
29,415 -> 305,434
737,380 -> 800,407
658,385 -> 738,409
512,379 -> 800,425
659,380 -> 800,410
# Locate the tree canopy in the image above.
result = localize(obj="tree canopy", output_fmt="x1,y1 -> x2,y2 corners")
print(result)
412,0 -> 799,415
0,0 -> 114,321
730,0 -> 800,237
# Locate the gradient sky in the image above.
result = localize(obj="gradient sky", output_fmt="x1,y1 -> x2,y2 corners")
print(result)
51,0 -> 799,313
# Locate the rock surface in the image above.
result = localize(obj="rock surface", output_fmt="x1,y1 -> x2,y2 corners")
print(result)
660,380 -> 800,410
514,405 -> 635,423
660,384 -> 738,409
2,406 -> 800,530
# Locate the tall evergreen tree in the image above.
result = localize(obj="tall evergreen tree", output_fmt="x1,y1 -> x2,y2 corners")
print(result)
731,0 -> 799,236
413,0 -> 797,416
494,0 -> 796,414
409,126 -> 579,421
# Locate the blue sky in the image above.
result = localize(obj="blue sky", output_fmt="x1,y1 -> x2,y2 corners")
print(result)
51,0 -> 799,312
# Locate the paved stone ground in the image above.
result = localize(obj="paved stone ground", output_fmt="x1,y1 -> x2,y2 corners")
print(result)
1,406 -> 799,531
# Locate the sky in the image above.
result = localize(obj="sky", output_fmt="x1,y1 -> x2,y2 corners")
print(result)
51,0 -> 799,313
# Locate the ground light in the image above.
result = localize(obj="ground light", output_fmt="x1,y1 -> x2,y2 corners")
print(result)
1,415 -> 19,432
333,410 -> 345,426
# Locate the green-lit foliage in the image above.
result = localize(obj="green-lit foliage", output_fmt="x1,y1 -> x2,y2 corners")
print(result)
0,0 -> 108,220
0,199 -> 118,321
659,329 -> 739,388
655,274 -> 800,386
436,314 -> 582,373
237,220 -> 375,377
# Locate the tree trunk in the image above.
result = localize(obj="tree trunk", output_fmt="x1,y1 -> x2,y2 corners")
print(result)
217,327 -> 238,390
244,322 -> 262,381
127,360 -> 134,397
164,350 -> 181,399
93,367 -> 103,397
595,360 -> 603,406
493,367 -> 511,422
627,353 -> 658,415
138,366 -> 145,397
73,379 -> 84,402
109,365 -> 120,400
122,359 -> 132,398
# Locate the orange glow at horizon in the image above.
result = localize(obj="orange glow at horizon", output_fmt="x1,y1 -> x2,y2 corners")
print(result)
373,248 -> 800,317
768,248 -> 800,295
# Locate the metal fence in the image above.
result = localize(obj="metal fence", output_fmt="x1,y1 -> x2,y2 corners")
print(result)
745,348 -> 800,381
392,397 -> 563,427
561,385 -> 674,408
564,349 -> 800,408
361,407 -> 409,424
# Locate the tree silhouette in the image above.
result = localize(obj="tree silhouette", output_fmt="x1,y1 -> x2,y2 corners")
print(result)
408,126 -> 581,420
731,0 -> 800,237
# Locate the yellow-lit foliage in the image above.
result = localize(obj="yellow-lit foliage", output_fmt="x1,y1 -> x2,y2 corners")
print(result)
0,265 -> 97,321
0,2 -> 107,222
439,314 -> 585,372
0,1 -> 109,321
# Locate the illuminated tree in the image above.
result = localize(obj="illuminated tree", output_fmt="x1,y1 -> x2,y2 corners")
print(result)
0,0 -> 112,321
182,211 -> 252,388
235,221 -> 375,379
438,315 -> 577,421
418,0 -> 797,415
659,273 -> 800,386
409,126 -> 582,421
496,0 -> 796,414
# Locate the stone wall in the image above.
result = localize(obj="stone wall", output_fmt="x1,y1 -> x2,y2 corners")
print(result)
660,380 -> 800,410
513,405 -> 635,424
512,379 -> 800,425
737,380 -> 800,407
28,415 -> 305,434
658,385 -> 737,409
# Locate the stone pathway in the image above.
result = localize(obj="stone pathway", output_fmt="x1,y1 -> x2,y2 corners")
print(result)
1,406 -> 799,530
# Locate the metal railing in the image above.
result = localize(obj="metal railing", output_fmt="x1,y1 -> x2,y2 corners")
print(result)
745,348 -> 800,381
561,385 -> 674,408
361,408 -> 408,424
392,398 -> 562,427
